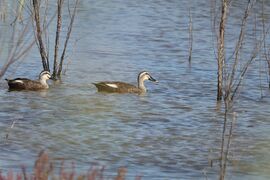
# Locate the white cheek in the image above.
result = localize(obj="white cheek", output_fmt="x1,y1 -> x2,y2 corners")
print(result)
143,76 -> 149,81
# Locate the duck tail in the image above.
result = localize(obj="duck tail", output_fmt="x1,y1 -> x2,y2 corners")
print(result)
5,78 -> 9,82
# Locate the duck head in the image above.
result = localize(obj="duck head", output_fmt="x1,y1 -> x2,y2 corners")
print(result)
137,71 -> 158,92
39,71 -> 51,81
138,71 -> 158,83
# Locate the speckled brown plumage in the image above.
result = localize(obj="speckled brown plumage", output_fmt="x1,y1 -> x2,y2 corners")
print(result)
93,71 -> 157,94
5,71 -> 51,91
93,81 -> 142,93
6,78 -> 48,90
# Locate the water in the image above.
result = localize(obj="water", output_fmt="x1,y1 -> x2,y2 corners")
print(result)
0,0 -> 270,179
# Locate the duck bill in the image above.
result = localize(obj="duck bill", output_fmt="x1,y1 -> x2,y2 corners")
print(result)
149,76 -> 158,83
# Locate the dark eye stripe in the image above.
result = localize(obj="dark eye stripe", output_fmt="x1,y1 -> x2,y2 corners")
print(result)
40,72 -> 51,76
140,72 -> 148,76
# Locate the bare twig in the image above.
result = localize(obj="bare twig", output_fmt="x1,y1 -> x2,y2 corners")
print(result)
32,0 -> 49,71
210,0 -> 219,61
29,0 -> 78,77
218,1 -> 263,180
43,0 -> 50,71
219,100 -> 228,180
217,0 -> 228,101
221,111 -> 236,180
57,0 -> 79,77
261,0 -> 270,88
231,41 -> 261,100
0,0 -> 7,21
53,0 -> 64,78
226,0 -> 255,100
217,1 -> 258,180
0,12 -> 35,79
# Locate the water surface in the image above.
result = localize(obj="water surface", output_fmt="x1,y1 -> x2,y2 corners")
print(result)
0,0 -> 270,179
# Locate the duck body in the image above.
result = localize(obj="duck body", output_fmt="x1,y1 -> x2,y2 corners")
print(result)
93,71 -> 157,94
5,71 -> 51,91
6,78 -> 48,90
93,81 -> 142,93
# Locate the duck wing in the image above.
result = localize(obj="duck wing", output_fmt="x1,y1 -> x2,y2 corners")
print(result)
6,78 -> 30,82
93,81 -> 140,93
6,78 -> 30,90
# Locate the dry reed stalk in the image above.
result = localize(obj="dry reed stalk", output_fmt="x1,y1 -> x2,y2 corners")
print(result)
34,150 -> 52,179
0,0 -> 7,21
188,8 -> 193,63
5,119 -> 16,141
115,167 -> 127,180
18,0 -> 25,21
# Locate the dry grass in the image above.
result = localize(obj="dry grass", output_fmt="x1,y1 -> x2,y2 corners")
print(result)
0,151 -> 141,180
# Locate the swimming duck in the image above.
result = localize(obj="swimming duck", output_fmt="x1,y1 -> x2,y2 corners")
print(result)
5,71 -> 51,91
93,71 -> 158,93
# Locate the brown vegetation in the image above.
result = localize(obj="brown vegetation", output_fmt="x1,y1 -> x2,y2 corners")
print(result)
0,151 -> 141,180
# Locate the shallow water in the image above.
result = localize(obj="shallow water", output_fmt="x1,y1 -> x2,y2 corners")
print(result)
0,0 -> 270,179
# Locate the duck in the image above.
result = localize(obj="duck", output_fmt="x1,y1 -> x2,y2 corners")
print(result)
5,71 -> 51,91
93,71 -> 158,93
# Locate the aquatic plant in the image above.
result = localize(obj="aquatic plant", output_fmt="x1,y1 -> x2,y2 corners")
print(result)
0,151 -> 141,180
